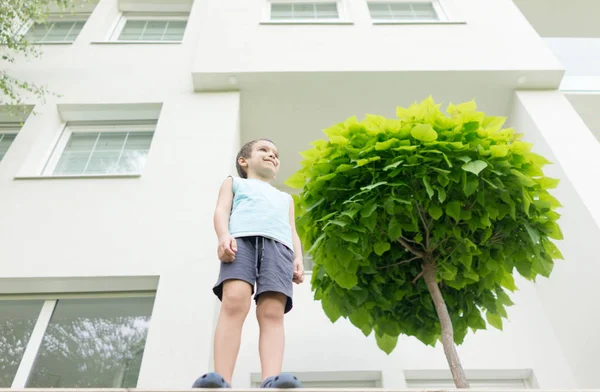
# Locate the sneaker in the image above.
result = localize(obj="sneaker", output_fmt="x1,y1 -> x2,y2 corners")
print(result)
260,373 -> 302,388
192,372 -> 231,388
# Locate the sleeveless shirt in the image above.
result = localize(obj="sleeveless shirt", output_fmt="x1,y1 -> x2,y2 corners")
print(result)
228,177 -> 293,250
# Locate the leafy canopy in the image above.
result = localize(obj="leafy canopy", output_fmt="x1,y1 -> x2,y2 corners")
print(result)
286,97 -> 563,354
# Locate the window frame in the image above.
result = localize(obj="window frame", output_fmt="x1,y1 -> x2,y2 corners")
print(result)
0,125 -> 20,162
262,0 -> 353,25
19,14 -> 90,44
404,369 -> 537,389
42,122 -> 155,178
108,13 -> 189,43
4,291 -> 156,388
251,371 -> 382,387
367,0 -> 463,24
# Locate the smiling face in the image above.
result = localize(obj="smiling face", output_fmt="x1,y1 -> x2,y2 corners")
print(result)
237,139 -> 280,180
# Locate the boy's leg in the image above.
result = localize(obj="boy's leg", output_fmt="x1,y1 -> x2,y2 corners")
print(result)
256,292 -> 287,380
214,279 -> 253,384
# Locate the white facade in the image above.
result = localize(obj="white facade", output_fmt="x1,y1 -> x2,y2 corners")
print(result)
1,0 -> 599,389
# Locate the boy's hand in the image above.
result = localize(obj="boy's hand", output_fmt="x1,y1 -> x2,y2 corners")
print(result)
218,235 -> 237,263
293,258 -> 305,284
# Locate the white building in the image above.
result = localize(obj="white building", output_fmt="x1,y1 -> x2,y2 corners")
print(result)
1,0 -> 599,389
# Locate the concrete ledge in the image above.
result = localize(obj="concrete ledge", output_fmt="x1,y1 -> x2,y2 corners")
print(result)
3,389 -> 600,392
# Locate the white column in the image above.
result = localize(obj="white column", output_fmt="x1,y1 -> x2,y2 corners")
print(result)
136,92 -> 241,388
513,91 -> 600,228
511,90 -> 600,388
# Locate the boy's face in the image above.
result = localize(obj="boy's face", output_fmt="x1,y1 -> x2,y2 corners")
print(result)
240,140 -> 280,179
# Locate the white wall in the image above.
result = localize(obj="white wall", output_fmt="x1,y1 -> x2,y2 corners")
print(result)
510,92 -> 600,389
192,0 -> 561,73
1,0 -> 243,387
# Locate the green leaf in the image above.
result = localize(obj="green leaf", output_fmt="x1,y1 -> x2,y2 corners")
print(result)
536,177 -> 560,190
501,273 -> 517,292
457,156 -> 472,163
375,138 -> 400,151
423,177 -> 434,199
338,232 -> 359,243
321,296 -> 342,323
388,218 -> 403,241
374,242 -> 391,256
361,203 -> 378,218
411,124 -> 438,142
486,311 -> 503,330
375,333 -> 398,354
361,181 -> 388,191
490,145 -> 509,158
467,309 -> 487,330
446,201 -> 461,222
462,160 -> 488,176
543,239 -> 564,260
349,308 -> 372,336
285,171 -> 306,189
463,177 -> 479,197
336,164 -> 355,173
383,160 -> 404,171
435,186 -> 447,203
428,205 -> 443,220
544,222 -> 564,240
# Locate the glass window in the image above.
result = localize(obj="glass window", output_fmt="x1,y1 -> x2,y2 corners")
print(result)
118,20 -> 188,41
270,3 -> 339,20
27,297 -> 155,388
53,130 -> 153,175
24,21 -> 85,43
368,2 -> 439,21
0,300 -> 45,387
0,133 -> 17,162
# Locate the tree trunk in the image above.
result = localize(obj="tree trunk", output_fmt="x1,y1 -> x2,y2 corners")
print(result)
422,256 -> 470,388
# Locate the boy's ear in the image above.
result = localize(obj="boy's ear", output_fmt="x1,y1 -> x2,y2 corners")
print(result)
238,156 -> 248,168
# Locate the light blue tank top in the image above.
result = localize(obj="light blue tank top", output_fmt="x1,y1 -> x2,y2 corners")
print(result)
229,177 -> 294,250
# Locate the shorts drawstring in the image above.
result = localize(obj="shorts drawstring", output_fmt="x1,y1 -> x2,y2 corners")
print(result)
254,237 -> 265,279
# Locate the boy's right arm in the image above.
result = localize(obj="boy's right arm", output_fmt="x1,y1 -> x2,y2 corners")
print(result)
214,177 -> 237,263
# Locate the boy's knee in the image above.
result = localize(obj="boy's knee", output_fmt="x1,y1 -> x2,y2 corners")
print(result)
221,284 -> 251,317
256,294 -> 286,324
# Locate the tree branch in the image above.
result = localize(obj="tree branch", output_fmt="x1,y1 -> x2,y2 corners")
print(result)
431,237 -> 450,253
397,237 -> 426,257
415,202 -> 431,250
412,270 -> 424,284
378,255 -> 422,269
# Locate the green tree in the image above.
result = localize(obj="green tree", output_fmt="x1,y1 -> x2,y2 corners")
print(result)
1,0 -> 74,106
286,97 -> 563,388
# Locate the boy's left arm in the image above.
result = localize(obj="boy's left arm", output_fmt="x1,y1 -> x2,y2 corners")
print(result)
289,198 -> 305,284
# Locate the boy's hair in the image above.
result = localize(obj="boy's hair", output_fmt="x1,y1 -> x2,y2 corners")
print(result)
236,138 -> 276,178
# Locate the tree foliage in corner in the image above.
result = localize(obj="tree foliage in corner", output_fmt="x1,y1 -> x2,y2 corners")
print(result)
286,97 -> 563,388
1,0 -> 74,106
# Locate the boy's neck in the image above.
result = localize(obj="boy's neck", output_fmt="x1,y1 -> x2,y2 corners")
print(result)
247,173 -> 274,183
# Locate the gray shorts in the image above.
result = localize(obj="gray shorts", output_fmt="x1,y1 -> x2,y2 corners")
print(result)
213,236 -> 294,313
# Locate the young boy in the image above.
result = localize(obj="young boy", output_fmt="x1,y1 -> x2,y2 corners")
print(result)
193,139 -> 305,388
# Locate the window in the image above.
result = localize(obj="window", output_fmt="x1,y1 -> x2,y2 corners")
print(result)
2,295 -> 155,388
112,14 -> 188,42
404,370 -> 536,389
44,123 -> 155,176
0,300 -> 45,387
251,371 -> 382,387
0,126 -> 19,162
23,19 -> 87,43
368,1 -> 444,22
270,2 -> 340,21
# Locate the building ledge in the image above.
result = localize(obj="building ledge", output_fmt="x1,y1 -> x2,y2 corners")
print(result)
2,389 -> 598,392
